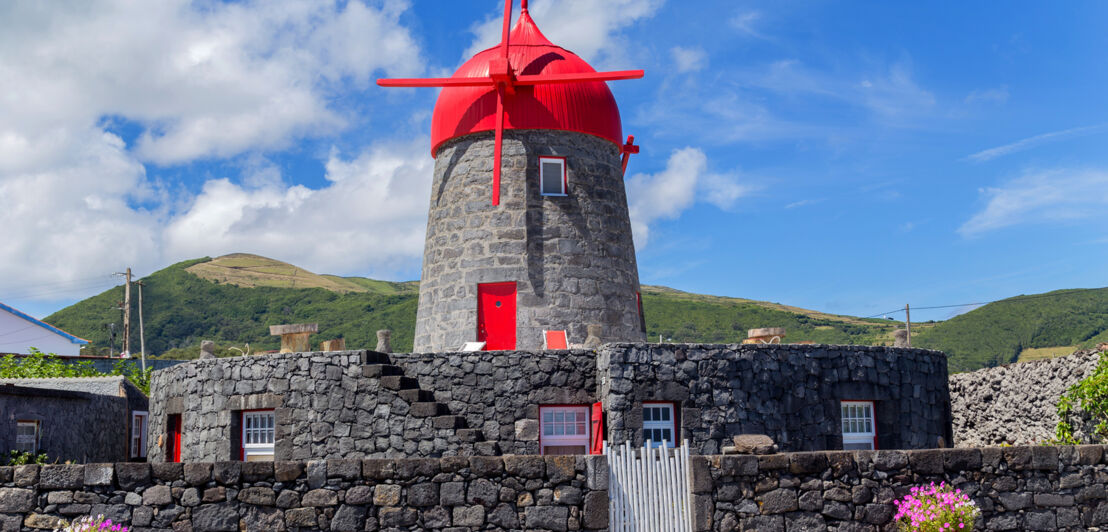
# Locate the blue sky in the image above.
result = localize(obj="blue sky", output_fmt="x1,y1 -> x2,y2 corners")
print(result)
1,0 -> 1105,324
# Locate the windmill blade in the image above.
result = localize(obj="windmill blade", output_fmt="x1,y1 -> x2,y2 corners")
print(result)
515,70 -> 644,85
500,0 -> 513,59
377,77 -> 495,88
492,84 -> 506,206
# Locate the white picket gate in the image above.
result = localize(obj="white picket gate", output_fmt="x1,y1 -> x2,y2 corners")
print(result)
605,440 -> 693,532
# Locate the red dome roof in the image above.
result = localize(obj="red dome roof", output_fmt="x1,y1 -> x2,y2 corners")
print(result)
430,9 -> 623,157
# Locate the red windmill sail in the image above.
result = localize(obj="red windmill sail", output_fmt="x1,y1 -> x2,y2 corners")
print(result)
377,0 -> 644,206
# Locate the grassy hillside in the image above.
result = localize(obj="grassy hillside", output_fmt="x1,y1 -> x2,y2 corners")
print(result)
44,254 -> 901,360
46,257 -> 418,357
913,288 -> 1108,372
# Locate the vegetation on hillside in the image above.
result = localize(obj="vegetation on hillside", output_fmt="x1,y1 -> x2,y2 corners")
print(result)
1055,348 -> 1108,444
42,253 -> 1108,374
912,288 -> 1108,372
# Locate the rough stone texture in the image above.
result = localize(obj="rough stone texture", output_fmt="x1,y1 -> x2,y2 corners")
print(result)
0,377 -> 147,463
710,446 -> 1108,532
600,343 -> 952,453
0,457 -> 592,531
414,129 -> 647,352
951,348 -> 1101,446
150,343 -> 950,461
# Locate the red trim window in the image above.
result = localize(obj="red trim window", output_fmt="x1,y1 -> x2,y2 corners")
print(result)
539,156 -> 567,196
166,414 -> 182,463
643,402 -> 676,448
539,405 -> 589,455
242,410 -> 275,462
15,420 -> 40,454
841,401 -> 878,450
131,411 -> 148,459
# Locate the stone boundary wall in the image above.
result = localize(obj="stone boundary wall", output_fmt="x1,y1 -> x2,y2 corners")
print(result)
950,349 -> 1101,447
697,445 -> 1108,531
0,455 -> 608,532
599,343 -> 951,454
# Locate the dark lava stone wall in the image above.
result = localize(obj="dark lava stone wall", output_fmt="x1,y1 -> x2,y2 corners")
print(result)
598,343 -> 952,454
414,129 -> 646,352
392,350 -> 598,455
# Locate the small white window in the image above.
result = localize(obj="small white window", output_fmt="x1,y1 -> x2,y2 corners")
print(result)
242,411 -> 275,462
131,411 -> 148,458
841,401 -> 876,450
539,157 -> 567,196
540,406 -> 589,455
16,421 -> 39,454
642,403 -> 676,448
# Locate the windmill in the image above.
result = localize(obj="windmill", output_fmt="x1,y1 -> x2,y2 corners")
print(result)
378,0 -> 643,206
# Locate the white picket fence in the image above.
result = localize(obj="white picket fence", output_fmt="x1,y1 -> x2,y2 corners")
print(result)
605,440 -> 693,532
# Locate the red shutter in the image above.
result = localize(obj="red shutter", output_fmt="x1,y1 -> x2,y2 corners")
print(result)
590,402 -> 604,455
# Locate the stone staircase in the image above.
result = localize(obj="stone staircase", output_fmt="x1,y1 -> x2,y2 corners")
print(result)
360,351 -> 497,455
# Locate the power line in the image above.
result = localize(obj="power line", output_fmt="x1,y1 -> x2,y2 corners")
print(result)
863,288 -> 1105,319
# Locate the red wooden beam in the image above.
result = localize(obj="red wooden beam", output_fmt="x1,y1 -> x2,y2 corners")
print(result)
620,135 -> 639,176
376,77 -> 495,88
516,70 -> 645,85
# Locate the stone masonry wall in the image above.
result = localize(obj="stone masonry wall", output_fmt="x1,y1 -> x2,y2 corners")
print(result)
697,445 -> 1108,532
147,350 -> 488,462
0,455 -> 608,532
414,130 -> 645,352
391,350 -> 597,455
599,343 -> 952,454
950,349 -> 1101,447
0,391 -> 126,464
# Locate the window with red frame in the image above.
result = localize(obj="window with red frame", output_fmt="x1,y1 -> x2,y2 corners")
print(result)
540,405 -> 589,455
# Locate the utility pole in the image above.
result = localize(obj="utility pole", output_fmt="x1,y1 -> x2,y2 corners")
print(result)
136,280 -> 147,372
905,303 -> 911,348
116,268 -> 132,358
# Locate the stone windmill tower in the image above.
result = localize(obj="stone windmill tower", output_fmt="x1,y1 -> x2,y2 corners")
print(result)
379,0 -> 647,351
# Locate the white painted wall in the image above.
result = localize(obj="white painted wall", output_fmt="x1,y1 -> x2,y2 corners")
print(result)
0,307 -> 84,357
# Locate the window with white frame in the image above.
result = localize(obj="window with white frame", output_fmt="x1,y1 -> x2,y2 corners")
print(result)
540,405 -> 589,455
131,411 -> 148,459
16,421 -> 39,454
539,157 -> 567,196
642,403 -> 676,448
841,401 -> 877,450
242,411 -> 275,461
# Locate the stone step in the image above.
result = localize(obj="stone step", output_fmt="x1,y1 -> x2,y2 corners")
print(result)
410,402 -> 449,418
362,364 -> 404,378
399,388 -> 435,403
456,428 -> 484,443
432,415 -> 467,429
380,376 -> 419,390
474,441 -> 500,456
360,351 -> 392,364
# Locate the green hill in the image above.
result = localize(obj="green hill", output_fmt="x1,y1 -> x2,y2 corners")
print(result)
913,288 -> 1108,372
46,254 -> 1106,370
43,254 -> 899,360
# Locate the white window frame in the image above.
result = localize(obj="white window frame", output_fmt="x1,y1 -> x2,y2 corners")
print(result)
642,402 -> 676,448
242,410 -> 275,461
841,400 -> 877,450
539,156 -> 567,196
131,411 -> 148,459
539,405 -> 589,454
16,420 -> 40,454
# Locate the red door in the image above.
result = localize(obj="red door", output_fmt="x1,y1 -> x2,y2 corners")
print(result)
167,414 -> 182,462
477,282 -> 517,350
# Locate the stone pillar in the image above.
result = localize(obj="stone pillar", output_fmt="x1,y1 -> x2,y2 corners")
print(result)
893,329 -> 909,348
583,325 -> 603,348
269,323 -> 318,353
376,330 -> 392,353
319,339 -> 346,352
199,340 -> 216,359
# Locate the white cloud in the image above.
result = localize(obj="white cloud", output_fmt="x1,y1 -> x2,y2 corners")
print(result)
964,86 -> 1009,105
729,10 -> 764,38
958,169 -> 1108,236
965,124 -> 1105,163
625,148 -> 749,248
464,0 -> 663,67
671,46 -> 707,73
163,138 -> 434,278
0,0 -> 428,301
